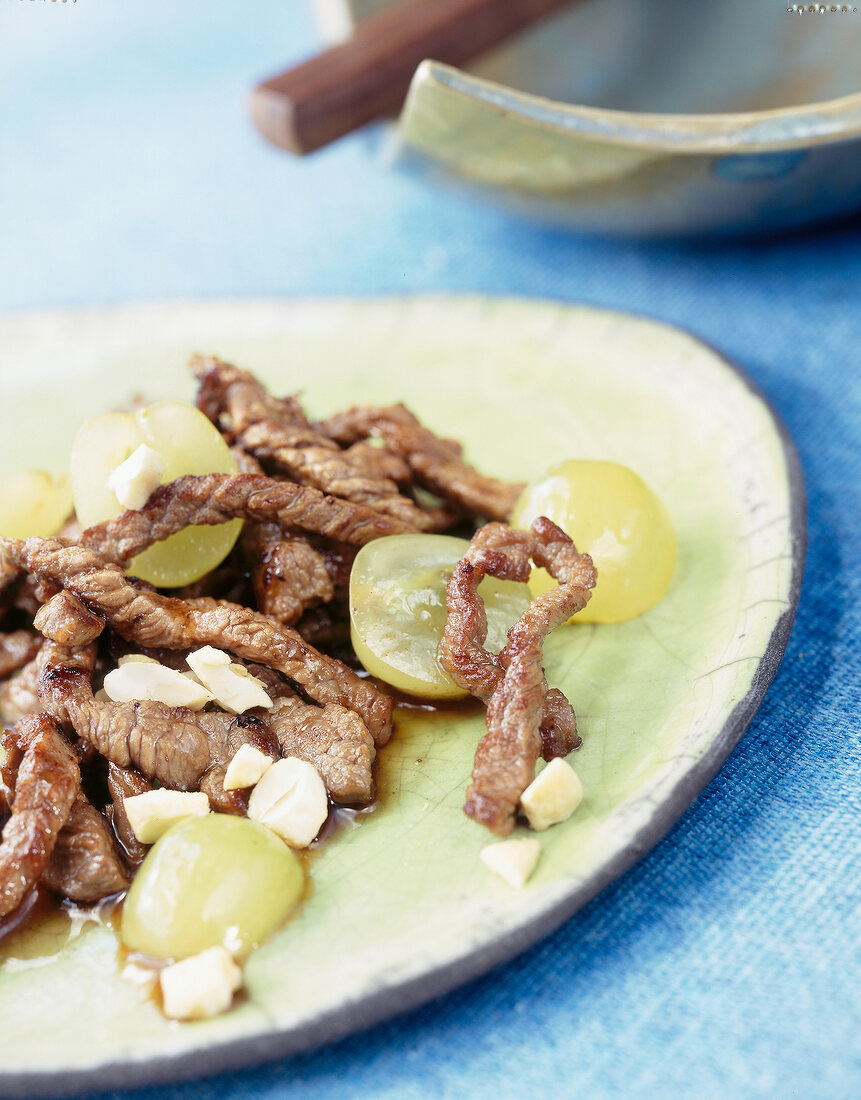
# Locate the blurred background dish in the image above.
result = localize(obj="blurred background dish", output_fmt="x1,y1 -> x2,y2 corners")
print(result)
310,0 -> 861,236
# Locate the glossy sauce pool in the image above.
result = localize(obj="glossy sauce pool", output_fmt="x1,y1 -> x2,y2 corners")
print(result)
0,698 -> 479,974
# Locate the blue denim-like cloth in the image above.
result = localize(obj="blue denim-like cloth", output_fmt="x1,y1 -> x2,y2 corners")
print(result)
1,3 -> 859,1098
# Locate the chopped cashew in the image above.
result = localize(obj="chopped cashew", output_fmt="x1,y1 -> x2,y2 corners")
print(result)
106,444 -> 164,511
160,946 -> 242,1021
186,646 -> 272,714
223,743 -> 274,791
480,837 -> 541,888
247,757 -> 328,848
103,660 -> 213,710
520,758 -> 583,832
123,789 -> 210,845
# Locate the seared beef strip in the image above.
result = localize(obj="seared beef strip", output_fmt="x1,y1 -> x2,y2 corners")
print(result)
441,518 -> 595,835
0,630 -> 43,681
195,711 -> 277,814
316,403 -> 525,522
181,596 -> 390,744
81,473 -> 410,564
294,605 -> 352,653
440,523 -> 583,761
343,440 -> 411,486
33,591 -> 105,647
192,356 -> 427,528
0,537 -> 392,745
0,712 -> 80,918
229,447 -> 340,625
40,793 -> 128,902
242,522 -> 334,625
0,648 -> 44,726
308,537 -> 356,602
237,422 -> 425,528
268,694 -> 375,805
194,356 -> 310,435
106,763 -> 150,865
37,643 -> 279,814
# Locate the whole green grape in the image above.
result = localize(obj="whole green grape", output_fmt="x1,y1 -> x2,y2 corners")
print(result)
122,814 -> 304,960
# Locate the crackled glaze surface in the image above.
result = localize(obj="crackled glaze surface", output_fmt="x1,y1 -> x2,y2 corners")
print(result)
0,298 -> 802,1093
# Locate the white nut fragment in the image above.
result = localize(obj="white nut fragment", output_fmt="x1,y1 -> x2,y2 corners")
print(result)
186,646 -> 272,714
123,789 -> 210,845
106,443 -> 164,511
520,758 -> 583,832
480,838 -> 541,888
160,946 -> 242,1021
103,660 -> 213,710
247,757 -> 328,848
223,744 -> 274,791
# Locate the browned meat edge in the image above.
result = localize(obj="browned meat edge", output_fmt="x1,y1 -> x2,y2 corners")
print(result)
316,403 -> 525,522
40,793 -> 128,902
0,631 -> 43,681
80,473 -> 412,566
441,518 -> 595,835
0,712 -> 80,918
1,537 -> 391,745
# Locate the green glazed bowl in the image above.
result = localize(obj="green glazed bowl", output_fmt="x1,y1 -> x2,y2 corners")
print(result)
314,0 -> 861,236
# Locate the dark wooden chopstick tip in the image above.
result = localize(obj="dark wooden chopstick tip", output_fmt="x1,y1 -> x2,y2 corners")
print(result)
250,83 -> 306,156
250,0 -> 576,155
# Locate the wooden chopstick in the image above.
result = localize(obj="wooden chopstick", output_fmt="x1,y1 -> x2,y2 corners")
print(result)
250,0 -> 576,155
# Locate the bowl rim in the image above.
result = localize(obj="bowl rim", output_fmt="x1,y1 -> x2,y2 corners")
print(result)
408,61 -> 861,154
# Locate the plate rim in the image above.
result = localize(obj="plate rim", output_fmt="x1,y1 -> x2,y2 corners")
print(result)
0,296 -> 806,1098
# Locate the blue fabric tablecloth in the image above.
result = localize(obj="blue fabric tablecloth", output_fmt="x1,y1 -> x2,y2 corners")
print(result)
1,3 -> 859,1098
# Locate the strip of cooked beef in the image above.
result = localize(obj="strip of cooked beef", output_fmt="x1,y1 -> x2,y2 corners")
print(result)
196,711 -> 277,814
294,605 -> 352,651
229,446 -> 340,624
238,421 -> 427,528
193,355 -> 310,436
1,537 -> 392,745
343,440 -> 411,487
0,557 -> 23,605
440,523 -> 583,760
40,792 -> 128,902
37,642 -> 279,814
0,630 -> 43,680
172,548 -> 250,605
308,537 -> 356,602
268,693 -> 375,805
192,355 -> 430,528
0,648 -> 44,726
229,446 -> 266,476
242,521 -> 334,625
440,518 -> 596,835
316,403 -> 525,522
0,727 -> 23,796
8,573 -> 47,619
106,763 -> 150,865
80,473 -> 410,566
182,596 -> 389,743
0,712 -> 80,918
33,591 -> 105,647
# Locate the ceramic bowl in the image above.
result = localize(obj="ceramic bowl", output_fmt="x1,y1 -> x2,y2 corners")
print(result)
313,0 -> 861,236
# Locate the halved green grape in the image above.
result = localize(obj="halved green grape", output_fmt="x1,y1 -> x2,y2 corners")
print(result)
70,401 -> 241,587
0,470 -> 72,537
121,814 -> 304,961
350,533 -> 530,699
513,459 -> 676,624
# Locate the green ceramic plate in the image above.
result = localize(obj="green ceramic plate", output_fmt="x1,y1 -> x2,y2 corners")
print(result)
0,297 -> 804,1095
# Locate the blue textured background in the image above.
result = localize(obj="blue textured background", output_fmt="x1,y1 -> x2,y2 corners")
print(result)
1,3 -> 859,1098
